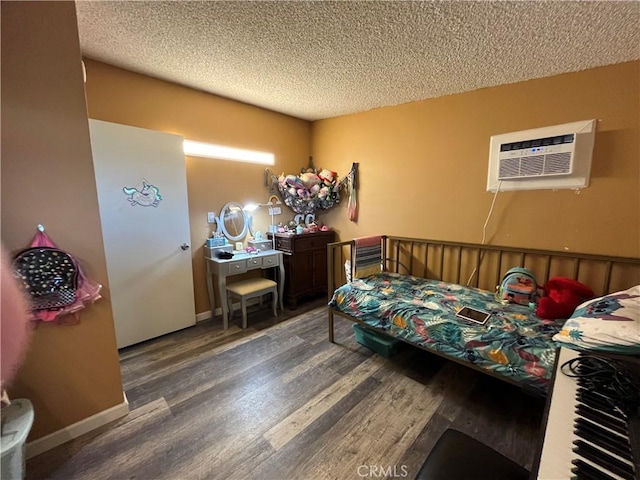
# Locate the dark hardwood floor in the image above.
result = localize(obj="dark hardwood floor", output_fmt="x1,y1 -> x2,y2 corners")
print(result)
26,297 -> 545,479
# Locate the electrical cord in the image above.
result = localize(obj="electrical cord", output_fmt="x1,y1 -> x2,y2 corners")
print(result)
561,354 -> 640,417
466,179 -> 502,286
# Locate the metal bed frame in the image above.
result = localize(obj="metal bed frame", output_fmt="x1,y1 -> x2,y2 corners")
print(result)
327,236 -> 640,389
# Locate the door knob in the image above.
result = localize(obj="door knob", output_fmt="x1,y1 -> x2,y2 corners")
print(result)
181,243 -> 190,250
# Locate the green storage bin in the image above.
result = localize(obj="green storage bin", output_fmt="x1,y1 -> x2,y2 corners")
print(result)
353,323 -> 400,358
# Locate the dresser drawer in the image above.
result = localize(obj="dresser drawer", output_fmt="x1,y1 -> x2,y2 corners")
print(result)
261,254 -> 279,268
294,235 -> 331,252
225,261 -> 247,275
246,256 -> 262,269
275,236 -> 292,252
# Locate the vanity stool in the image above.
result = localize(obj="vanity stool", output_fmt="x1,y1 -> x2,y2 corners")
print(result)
226,278 -> 278,329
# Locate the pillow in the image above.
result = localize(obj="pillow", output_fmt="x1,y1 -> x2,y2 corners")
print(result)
553,285 -> 640,354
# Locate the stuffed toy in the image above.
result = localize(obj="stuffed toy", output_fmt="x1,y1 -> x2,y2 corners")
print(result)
299,172 -> 320,189
318,169 -> 335,183
536,276 -> 594,320
284,174 -> 303,190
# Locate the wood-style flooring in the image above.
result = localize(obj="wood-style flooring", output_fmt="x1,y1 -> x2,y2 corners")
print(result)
26,298 -> 545,479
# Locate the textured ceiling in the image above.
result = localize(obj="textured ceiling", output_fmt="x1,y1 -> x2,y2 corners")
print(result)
76,1 -> 639,121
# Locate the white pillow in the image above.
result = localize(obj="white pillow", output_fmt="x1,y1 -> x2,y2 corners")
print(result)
553,285 -> 640,354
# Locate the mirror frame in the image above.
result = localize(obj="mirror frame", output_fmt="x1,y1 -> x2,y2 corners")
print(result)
217,202 -> 249,242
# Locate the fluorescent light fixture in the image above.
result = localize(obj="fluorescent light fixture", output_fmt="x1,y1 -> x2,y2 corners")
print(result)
183,140 -> 274,165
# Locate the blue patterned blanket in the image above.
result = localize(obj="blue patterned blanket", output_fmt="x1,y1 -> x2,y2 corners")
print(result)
329,272 -> 565,394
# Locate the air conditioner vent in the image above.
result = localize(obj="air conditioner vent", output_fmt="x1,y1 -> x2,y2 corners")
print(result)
497,135 -> 575,180
544,152 -> 572,174
519,155 -> 544,176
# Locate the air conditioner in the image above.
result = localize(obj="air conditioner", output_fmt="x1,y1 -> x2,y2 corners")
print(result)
497,133 -> 575,180
487,119 -> 596,192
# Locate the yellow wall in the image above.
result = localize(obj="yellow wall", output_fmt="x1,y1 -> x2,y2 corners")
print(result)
1,1 -> 124,439
79,61 -> 640,318
313,61 -> 640,258
83,60 -> 312,315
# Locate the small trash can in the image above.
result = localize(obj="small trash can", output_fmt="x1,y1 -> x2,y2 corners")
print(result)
1,399 -> 35,480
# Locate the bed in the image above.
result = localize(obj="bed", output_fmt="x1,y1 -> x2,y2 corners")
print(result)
327,236 -> 640,395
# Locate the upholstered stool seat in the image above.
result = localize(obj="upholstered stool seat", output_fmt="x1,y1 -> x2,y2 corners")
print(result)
226,278 -> 278,329
414,429 -> 529,480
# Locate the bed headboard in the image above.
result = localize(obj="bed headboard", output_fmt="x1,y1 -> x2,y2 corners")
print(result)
328,236 -> 640,298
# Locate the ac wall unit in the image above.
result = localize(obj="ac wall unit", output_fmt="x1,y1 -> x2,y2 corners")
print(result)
498,133 -> 575,180
487,119 -> 596,192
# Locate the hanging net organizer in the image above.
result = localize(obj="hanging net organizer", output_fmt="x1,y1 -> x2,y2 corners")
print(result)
265,157 -> 359,220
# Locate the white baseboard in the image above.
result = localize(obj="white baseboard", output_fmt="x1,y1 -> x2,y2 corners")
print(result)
196,310 -> 214,322
26,392 -> 130,459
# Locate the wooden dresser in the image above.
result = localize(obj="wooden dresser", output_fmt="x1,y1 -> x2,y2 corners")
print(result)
270,230 -> 335,307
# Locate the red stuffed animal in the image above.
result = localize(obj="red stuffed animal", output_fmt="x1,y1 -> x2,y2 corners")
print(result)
536,277 -> 594,320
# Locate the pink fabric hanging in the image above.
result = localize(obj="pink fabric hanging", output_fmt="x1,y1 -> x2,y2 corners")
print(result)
347,162 -> 359,222
27,230 -> 102,324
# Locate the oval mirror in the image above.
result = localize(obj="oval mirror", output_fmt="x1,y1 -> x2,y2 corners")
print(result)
218,202 -> 248,242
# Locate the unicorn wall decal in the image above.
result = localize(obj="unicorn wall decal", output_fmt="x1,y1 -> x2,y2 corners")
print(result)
122,181 -> 163,207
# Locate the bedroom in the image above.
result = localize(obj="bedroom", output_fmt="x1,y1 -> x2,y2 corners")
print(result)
1,1 -> 638,479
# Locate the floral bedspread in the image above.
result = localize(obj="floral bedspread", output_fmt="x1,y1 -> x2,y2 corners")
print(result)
329,272 -> 565,394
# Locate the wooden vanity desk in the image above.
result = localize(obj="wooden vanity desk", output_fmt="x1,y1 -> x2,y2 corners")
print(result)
204,249 -> 284,329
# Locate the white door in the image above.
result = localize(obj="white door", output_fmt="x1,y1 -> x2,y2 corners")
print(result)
89,119 -> 195,348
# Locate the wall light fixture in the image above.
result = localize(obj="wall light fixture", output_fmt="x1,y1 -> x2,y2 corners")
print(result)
183,140 -> 275,166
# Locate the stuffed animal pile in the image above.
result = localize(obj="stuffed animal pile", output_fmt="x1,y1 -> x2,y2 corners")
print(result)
277,168 -> 341,214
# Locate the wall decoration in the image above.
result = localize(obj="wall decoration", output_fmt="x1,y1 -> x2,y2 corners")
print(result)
265,157 -> 358,219
122,180 -> 162,207
294,213 -> 316,226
